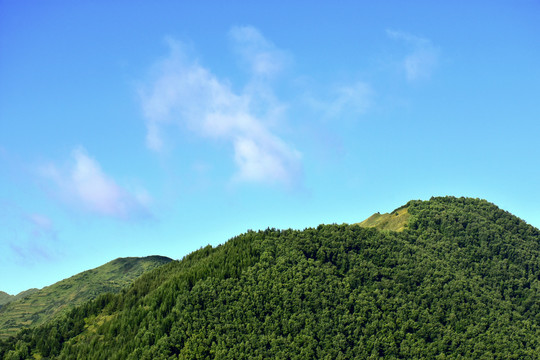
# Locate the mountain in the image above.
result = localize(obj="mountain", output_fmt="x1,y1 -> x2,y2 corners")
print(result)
0,255 -> 172,340
0,292 -> 12,307
2,197 -> 540,359
0,289 -> 39,308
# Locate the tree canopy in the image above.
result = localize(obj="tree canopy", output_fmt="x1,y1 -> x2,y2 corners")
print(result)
2,197 -> 540,359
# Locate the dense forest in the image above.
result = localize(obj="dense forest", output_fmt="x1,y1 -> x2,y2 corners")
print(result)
1,197 -> 540,359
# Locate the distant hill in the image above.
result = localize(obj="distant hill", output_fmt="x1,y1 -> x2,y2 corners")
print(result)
0,256 -> 172,339
0,292 -> 12,307
2,197 -> 540,359
0,289 -> 39,308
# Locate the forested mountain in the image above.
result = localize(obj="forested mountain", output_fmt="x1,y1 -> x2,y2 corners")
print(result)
2,197 -> 540,359
0,256 -> 172,340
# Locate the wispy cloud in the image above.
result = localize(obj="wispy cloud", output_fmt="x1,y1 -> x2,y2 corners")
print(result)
0,203 -> 58,265
229,25 -> 291,79
386,29 -> 439,81
303,81 -> 373,122
27,213 -> 54,236
10,213 -> 57,262
39,147 -> 151,219
140,31 -> 301,186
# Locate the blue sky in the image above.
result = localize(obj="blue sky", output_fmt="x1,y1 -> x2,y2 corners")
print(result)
1,1 -> 539,295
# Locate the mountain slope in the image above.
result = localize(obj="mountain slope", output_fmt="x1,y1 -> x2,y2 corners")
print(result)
0,292 -> 11,307
356,205 -> 410,231
0,289 -> 39,308
2,197 -> 540,359
0,256 -> 172,339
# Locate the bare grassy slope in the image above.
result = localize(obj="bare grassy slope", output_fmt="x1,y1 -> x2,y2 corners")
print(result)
0,256 -> 171,339
356,206 -> 410,231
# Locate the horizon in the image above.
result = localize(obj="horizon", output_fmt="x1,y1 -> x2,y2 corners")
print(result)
1,1 -> 539,295
1,195 -> 537,296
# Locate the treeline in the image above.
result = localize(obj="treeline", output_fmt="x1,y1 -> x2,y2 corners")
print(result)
2,197 -> 540,359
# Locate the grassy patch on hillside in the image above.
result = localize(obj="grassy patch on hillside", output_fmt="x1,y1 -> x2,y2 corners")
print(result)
356,206 -> 410,231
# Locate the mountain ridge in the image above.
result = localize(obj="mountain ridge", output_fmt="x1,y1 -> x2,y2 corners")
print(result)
0,289 -> 39,309
0,255 -> 172,339
2,197 -> 540,358
356,205 -> 411,231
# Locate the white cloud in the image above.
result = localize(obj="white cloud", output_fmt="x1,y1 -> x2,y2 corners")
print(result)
386,29 -> 439,81
229,25 -> 290,78
140,32 -> 301,186
328,82 -> 373,118
305,81 -> 373,120
233,134 -> 299,184
40,147 -> 151,219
